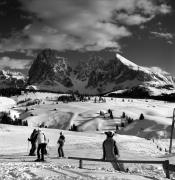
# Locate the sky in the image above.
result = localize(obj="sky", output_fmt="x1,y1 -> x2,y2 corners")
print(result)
0,0 -> 174,76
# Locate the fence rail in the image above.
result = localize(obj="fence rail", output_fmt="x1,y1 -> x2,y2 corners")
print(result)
68,157 -> 170,179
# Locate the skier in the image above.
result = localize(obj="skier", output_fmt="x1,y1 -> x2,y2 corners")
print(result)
102,131 -> 125,171
35,129 -> 47,162
57,132 -> 65,158
108,109 -> 113,119
28,129 -> 38,156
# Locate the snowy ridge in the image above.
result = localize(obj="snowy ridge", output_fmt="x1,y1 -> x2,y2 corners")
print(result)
116,53 -> 138,70
116,53 -> 152,75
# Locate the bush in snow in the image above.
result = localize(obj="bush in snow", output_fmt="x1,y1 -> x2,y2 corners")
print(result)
121,122 -> 125,127
139,113 -> 144,120
127,117 -> 134,124
109,111 -> 113,119
94,97 -> 97,103
23,120 -> 28,126
69,124 -> 78,131
122,112 -> 126,118
39,122 -> 45,128
0,112 -> 13,124
13,118 -> 22,125
116,124 -> 119,130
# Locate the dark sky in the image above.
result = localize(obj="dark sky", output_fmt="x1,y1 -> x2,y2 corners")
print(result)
0,0 -> 174,76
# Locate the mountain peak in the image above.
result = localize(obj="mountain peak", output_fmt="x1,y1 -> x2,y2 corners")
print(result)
116,53 -> 138,70
28,49 -> 73,87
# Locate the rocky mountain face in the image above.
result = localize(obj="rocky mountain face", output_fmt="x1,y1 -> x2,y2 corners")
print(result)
28,49 -> 175,95
0,70 -> 26,89
28,49 -> 73,88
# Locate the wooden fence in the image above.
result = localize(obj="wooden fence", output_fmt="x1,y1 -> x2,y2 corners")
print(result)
68,157 -> 171,179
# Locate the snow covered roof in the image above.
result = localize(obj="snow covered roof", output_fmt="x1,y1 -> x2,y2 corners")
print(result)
26,85 -> 38,90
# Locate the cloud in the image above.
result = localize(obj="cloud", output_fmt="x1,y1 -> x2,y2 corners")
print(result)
0,0 -> 172,51
151,32 -> 173,39
112,0 -> 171,26
0,56 -> 32,69
150,31 -> 174,44
150,66 -> 169,75
114,13 -> 153,25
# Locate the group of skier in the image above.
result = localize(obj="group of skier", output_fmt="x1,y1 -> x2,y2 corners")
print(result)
28,128 -> 125,171
28,129 -> 65,162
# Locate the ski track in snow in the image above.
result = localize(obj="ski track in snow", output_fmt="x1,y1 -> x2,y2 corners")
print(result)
0,159 -> 168,180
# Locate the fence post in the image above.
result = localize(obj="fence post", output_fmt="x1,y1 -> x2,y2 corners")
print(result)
169,108 -> 175,153
163,160 -> 170,179
79,159 -> 83,169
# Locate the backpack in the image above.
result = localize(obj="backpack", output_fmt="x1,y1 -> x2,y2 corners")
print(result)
114,145 -> 119,155
113,141 -> 119,155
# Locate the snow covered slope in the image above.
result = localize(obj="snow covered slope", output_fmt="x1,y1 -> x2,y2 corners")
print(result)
0,94 -> 175,179
27,49 -> 175,95
0,124 -> 170,180
7,93 -> 175,139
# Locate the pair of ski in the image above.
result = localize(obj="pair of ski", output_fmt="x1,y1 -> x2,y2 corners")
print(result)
30,156 -> 67,162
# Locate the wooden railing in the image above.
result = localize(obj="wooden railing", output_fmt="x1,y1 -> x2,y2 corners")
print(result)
68,157 -> 171,179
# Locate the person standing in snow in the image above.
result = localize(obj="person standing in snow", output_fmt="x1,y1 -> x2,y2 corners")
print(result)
102,131 -> 125,171
28,129 -> 38,156
35,129 -> 47,161
57,132 -> 65,158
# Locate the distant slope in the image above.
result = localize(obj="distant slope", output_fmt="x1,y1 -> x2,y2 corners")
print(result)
0,70 -> 26,89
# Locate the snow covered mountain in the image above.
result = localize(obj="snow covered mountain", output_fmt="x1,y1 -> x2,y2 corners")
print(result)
0,70 -> 26,89
28,49 -> 175,95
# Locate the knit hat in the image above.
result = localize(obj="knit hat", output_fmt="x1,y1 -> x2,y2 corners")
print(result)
105,131 -> 114,137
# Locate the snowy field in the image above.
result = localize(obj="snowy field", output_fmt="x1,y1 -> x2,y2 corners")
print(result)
0,92 -> 175,179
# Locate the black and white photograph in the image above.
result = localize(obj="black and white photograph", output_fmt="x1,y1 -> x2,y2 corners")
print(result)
0,0 -> 175,179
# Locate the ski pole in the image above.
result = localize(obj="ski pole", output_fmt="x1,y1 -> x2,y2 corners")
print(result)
27,140 -> 30,154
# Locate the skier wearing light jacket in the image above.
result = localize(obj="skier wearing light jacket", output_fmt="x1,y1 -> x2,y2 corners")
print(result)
35,129 -> 47,162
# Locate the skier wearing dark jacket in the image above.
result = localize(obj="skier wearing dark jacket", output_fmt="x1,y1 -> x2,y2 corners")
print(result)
102,131 -> 125,171
28,129 -> 38,156
57,132 -> 65,157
